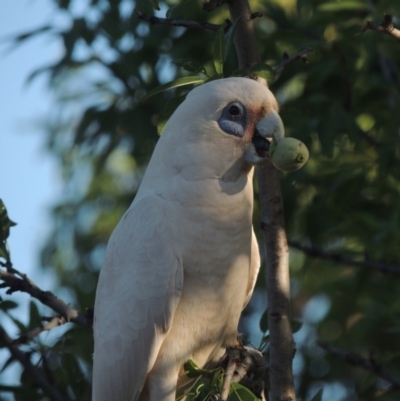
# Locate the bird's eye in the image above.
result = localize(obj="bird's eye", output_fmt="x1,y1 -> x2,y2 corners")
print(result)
228,105 -> 241,117
218,101 -> 246,137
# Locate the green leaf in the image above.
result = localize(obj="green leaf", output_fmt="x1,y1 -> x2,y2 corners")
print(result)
0,200 -> 16,261
139,76 -> 204,103
258,334 -> 269,352
0,243 -> 10,261
249,63 -> 275,82
224,15 -> 241,62
9,315 -> 28,335
173,58 -> 209,77
167,0 -> 195,19
213,26 -> 225,75
0,200 -> 17,242
157,95 -> 187,134
292,320 -> 303,334
148,0 -> 160,10
185,376 -> 213,401
310,388 -> 323,401
183,359 -> 210,378
29,301 -> 41,328
0,300 -> 18,311
229,382 -> 259,401
318,1 -> 369,12
259,308 -> 269,333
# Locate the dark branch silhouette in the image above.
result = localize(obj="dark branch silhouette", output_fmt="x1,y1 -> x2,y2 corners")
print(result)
274,48 -> 314,75
0,326 -> 67,401
289,241 -> 400,276
360,14 -> 400,43
134,9 -> 220,32
0,268 -> 92,334
318,341 -> 400,390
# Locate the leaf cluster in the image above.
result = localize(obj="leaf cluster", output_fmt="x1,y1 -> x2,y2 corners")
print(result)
182,360 -> 259,401
2,0 -> 400,400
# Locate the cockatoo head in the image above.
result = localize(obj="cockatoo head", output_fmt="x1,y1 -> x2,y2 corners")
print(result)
161,77 -> 284,181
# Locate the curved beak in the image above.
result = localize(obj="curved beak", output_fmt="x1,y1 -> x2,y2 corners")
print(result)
255,109 -> 285,141
244,109 -> 285,166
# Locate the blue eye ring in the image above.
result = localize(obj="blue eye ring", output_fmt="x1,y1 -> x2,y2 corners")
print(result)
218,101 -> 246,137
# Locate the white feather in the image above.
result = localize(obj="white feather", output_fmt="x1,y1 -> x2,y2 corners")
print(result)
92,77 -> 279,401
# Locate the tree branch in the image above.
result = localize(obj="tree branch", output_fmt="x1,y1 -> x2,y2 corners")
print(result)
220,351 -> 237,401
227,1 -> 296,400
0,325 -> 68,401
219,346 -> 267,400
134,9 -> 220,32
360,14 -> 400,43
288,241 -> 400,277
0,267 -> 92,330
11,316 -> 68,345
318,341 -> 400,390
273,48 -> 314,75
203,0 -> 226,12
227,0 -> 260,71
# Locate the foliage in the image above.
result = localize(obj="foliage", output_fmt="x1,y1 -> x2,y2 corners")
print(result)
0,200 -> 16,262
2,0 -> 400,400
181,360 -> 258,401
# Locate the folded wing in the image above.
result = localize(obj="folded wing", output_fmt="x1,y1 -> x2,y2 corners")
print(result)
92,196 -> 183,401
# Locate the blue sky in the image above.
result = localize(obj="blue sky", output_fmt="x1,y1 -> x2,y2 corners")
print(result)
0,0 -> 63,388
1,0 -> 61,284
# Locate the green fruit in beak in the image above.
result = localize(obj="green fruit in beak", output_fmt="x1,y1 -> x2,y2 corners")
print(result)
270,137 -> 309,172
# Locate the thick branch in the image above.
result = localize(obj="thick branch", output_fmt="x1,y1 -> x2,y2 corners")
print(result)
360,14 -> 400,43
318,341 -> 400,390
134,9 -> 220,32
289,241 -> 400,277
0,325 -> 67,401
227,0 -> 261,70
258,166 -> 295,401
227,0 -> 296,400
0,268 -> 91,329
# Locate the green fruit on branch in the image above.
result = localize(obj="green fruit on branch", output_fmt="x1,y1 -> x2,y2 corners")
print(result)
270,137 -> 309,172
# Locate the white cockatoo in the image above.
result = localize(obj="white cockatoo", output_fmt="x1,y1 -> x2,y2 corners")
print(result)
92,77 -> 284,401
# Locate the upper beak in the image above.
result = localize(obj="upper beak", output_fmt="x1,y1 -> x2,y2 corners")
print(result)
245,109 -> 285,165
255,109 -> 285,141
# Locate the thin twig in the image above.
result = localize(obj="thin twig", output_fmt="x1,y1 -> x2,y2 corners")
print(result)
288,241 -> 400,277
134,9 -> 220,32
374,385 -> 398,398
0,268 -> 91,328
11,316 -> 67,345
273,48 -> 314,75
250,12 -> 263,20
1,260 -> 36,287
318,341 -> 400,390
360,14 -> 400,43
0,325 -> 67,401
359,129 -> 381,147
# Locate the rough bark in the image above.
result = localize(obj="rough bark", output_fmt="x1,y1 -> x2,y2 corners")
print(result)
227,1 -> 296,400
